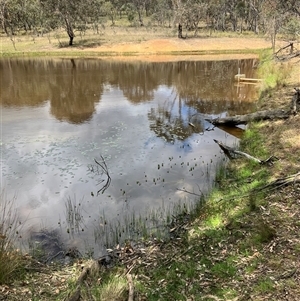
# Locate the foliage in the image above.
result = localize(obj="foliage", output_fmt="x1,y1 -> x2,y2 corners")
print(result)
282,16 -> 300,40
1,0 -> 300,48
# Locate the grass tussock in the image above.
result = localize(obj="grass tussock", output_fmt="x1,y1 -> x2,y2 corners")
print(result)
0,192 -> 24,284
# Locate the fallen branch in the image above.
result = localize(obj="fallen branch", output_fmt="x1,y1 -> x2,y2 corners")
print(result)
275,42 -> 295,56
126,274 -> 134,301
275,51 -> 300,62
214,140 -> 278,165
88,155 -> 111,195
255,172 -> 300,192
66,260 -> 101,301
206,108 -> 291,126
206,88 -> 300,126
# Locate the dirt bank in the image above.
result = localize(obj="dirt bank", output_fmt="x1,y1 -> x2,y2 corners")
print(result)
79,37 -> 276,61
1,34 -> 279,61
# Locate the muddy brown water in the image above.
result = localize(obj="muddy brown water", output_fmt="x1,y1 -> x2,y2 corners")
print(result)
0,58 -> 258,257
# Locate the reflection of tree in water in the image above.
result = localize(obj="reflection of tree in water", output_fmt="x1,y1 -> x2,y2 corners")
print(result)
112,63 -> 158,103
171,59 -> 258,115
49,59 -> 103,124
0,59 -> 103,124
148,96 -> 204,143
1,58 -> 259,124
0,59 -> 50,107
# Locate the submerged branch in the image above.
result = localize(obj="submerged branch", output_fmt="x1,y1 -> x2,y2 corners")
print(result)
91,155 -> 111,195
176,188 -> 203,197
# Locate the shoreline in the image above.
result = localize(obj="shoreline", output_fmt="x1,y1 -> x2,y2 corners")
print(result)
0,36 -> 276,61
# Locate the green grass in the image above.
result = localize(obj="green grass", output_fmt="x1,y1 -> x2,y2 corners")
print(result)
257,49 -> 291,89
254,277 -> 275,293
132,92 -> 282,299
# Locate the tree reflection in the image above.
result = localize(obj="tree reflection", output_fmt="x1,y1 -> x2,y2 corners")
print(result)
0,59 -> 49,107
48,60 -> 103,124
111,62 -> 158,103
0,59 -> 103,124
148,95 -> 204,143
1,58 -> 258,126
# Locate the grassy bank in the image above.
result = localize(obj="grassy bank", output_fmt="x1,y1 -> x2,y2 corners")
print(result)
129,55 -> 299,300
0,50 -> 299,300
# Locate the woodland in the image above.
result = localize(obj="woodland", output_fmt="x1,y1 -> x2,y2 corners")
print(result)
1,0 -> 300,47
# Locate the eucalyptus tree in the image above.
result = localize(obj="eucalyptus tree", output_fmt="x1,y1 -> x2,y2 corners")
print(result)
1,0 -> 40,35
277,0 -> 300,17
39,0 -> 104,46
0,0 -> 16,35
260,1 -> 291,52
225,0 -> 246,31
182,0 -> 207,35
151,0 -> 172,27
206,0 -> 226,32
130,0 -> 151,26
101,1 -> 117,25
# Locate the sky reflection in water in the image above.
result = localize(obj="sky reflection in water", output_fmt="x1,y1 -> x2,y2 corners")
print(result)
0,58 -> 258,255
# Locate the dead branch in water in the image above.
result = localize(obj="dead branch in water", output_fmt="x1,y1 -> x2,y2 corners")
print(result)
88,155 -> 111,195
94,156 -> 111,195
206,88 -> 300,126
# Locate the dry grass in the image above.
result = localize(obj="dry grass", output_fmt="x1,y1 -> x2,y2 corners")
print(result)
1,25 -> 279,58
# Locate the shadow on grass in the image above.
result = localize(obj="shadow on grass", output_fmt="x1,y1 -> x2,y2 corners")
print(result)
58,39 -> 102,49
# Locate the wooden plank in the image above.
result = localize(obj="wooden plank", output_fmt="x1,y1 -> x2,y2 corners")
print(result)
239,77 -> 262,82
234,74 -> 246,79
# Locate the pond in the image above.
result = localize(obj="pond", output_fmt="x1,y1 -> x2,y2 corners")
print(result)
0,57 -> 259,257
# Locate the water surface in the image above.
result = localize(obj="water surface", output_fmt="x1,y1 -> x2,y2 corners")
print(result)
0,58 -> 258,256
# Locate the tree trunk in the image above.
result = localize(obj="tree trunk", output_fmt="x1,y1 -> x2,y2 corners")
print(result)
69,35 -> 74,46
207,89 -> 300,126
178,23 -> 183,38
206,109 -> 291,126
64,16 -> 74,46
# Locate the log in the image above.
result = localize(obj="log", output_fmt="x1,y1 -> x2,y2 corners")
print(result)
126,274 -> 134,301
66,260 -> 101,301
206,109 -> 291,126
214,139 -> 278,165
